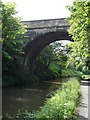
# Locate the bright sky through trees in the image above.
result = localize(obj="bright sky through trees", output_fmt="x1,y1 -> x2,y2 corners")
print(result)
2,0 -> 73,21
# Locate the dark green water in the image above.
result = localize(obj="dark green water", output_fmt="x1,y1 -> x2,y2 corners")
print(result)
2,79 -> 61,116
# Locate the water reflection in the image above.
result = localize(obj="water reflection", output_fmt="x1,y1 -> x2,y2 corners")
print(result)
2,80 -> 61,116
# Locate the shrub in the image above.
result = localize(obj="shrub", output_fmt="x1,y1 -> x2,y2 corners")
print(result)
49,63 -> 60,78
61,68 -> 83,78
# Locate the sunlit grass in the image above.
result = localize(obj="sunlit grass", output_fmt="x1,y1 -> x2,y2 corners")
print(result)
25,78 -> 80,119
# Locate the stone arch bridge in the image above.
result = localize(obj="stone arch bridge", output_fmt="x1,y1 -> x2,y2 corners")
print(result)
21,18 -> 72,74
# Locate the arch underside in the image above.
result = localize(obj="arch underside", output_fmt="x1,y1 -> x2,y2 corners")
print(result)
23,30 -> 72,74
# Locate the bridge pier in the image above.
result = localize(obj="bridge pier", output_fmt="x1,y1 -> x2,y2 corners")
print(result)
23,54 -> 36,74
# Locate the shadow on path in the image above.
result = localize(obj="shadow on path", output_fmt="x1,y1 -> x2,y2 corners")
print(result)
78,80 -> 89,120
78,115 -> 89,120
81,80 -> 90,86
80,102 -> 87,108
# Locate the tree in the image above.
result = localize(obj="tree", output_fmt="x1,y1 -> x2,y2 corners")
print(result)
35,44 -> 58,78
67,0 -> 90,72
2,2 -> 26,76
35,42 -> 68,80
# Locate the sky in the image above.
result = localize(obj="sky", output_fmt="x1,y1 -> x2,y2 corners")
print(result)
2,0 -> 73,21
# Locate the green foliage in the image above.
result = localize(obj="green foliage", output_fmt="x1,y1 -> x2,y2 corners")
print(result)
5,79 -> 80,119
35,44 -> 57,70
35,42 -> 68,80
2,71 -> 39,87
35,44 -> 60,80
49,62 -> 60,78
82,74 -> 90,79
67,0 -> 90,72
30,79 -> 80,119
2,1 -> 86,87
2,2 -> 25,71
61,68 -> 83,78
2,2 -> 26,82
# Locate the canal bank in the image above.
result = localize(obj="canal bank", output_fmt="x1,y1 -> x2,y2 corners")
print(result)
2,77 -> 80,119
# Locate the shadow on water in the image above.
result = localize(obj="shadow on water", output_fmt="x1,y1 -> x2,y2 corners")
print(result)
2,79 -> 62,116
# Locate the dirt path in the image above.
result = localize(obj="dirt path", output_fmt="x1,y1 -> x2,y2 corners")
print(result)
78,80 -> 90,120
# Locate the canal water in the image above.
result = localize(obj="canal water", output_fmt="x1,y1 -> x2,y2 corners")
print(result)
2,79 -> 62,116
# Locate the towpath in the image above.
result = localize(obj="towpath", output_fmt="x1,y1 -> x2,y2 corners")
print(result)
78,77 -> 90,120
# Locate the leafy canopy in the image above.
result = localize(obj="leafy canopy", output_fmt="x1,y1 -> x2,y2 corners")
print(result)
67,0 -> 90,72
2,2 -> 26,74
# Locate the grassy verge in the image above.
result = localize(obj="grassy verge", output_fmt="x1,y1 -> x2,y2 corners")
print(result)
5,78 -> 80,120
33,79 -> 80,120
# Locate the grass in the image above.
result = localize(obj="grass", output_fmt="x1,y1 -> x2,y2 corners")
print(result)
5,78 -> 81,120
25,78 -> 80,119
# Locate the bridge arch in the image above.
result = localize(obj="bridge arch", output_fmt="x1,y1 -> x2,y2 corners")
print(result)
23,30 -> 72,74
